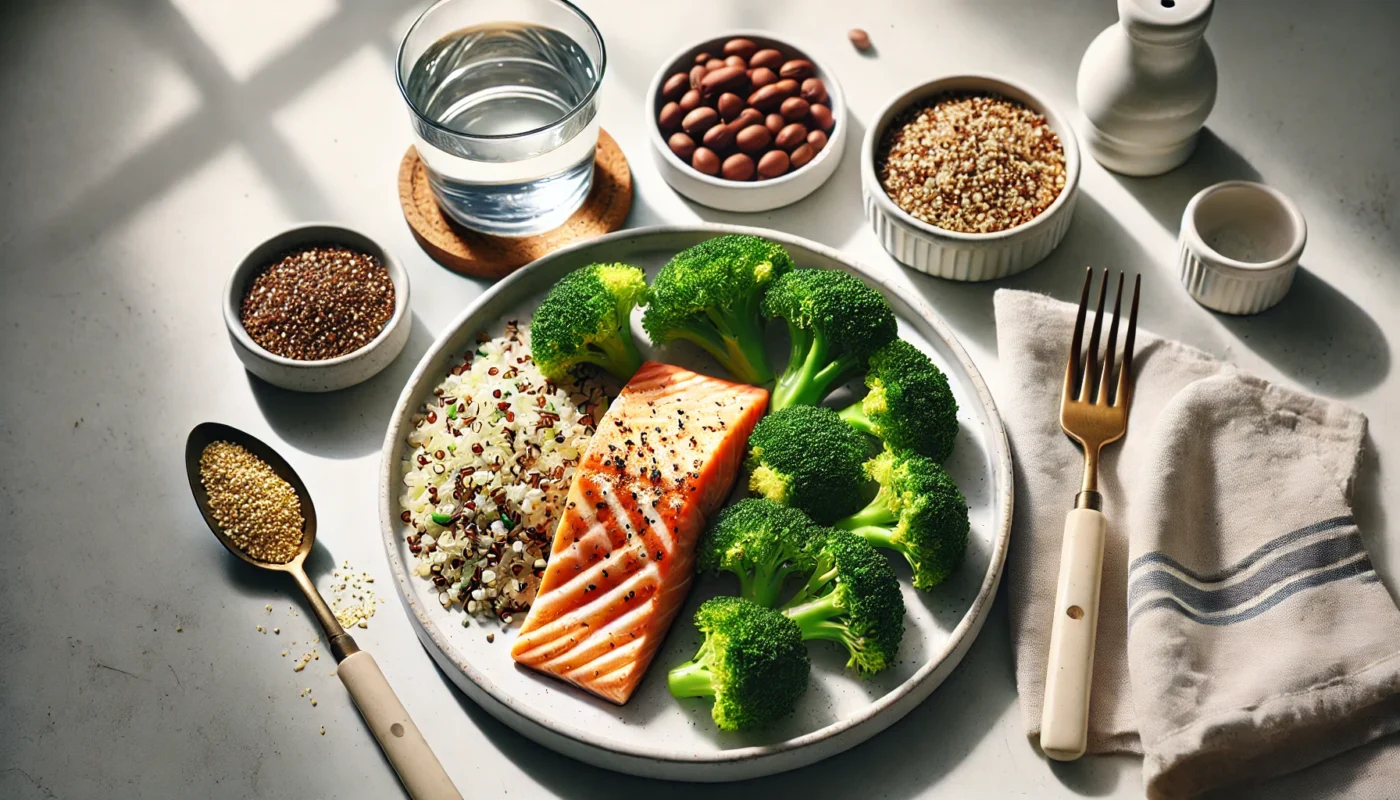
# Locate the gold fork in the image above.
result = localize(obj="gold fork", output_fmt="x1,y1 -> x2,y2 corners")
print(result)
1040,268 -> 1140,762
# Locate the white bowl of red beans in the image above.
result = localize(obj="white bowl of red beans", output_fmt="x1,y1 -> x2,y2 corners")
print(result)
646,32 -> 846,212
224,223 -> 411,392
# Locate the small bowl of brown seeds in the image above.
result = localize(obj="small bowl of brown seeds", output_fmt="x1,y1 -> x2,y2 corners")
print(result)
861,74 -> 1081,281
224,224 -> 411,392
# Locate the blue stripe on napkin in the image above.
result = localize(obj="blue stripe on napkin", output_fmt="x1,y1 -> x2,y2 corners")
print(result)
1127,516 -> 1376,628
1127,516 -> 1354,584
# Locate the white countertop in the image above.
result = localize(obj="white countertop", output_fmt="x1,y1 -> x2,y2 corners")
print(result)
2,1 -> 1396,797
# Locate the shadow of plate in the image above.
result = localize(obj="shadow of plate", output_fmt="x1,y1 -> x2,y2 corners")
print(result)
250,313 -> 435,459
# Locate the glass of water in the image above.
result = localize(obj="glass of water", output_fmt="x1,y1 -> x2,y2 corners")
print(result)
396,0 -> 605,237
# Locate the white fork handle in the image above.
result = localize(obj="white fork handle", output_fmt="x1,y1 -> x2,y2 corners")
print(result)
338,651 -> 462,799
1039,507 -> 1108,761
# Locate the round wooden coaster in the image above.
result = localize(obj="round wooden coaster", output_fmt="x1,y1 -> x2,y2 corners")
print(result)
398,129 -> 632,280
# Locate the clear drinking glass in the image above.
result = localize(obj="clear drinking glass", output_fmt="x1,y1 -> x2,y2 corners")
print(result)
396,0 -> 605,237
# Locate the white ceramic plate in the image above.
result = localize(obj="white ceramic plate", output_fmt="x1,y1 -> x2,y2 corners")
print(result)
378,224 -> 1012,782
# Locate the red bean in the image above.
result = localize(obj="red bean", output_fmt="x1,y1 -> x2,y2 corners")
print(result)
721,152 -> 755,181
662,72 -> 689,101
668,132 -> 696,160
692,147 -> 720,175
780,96 -> 810,122
779,59 -> 815,81
717,93 -> 745,121
700,66 -> 747,98
681,106 -> 719,136
734,108 -> 763,128
735,123 -> 772,154
657,102 -> 683,132
749,67 -> 778,89
750,49 -> 783,70
790,143 -> 816,169
776,122 -> 808,150
723,38 -> 758,59
702,122 -> 736,151
757,149 -> 790,179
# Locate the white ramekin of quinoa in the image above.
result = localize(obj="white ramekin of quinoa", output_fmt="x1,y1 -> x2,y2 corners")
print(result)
861,74 -> 1081,282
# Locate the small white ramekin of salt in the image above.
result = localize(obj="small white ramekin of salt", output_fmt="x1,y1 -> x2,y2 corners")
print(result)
1178,180 -> 1307,315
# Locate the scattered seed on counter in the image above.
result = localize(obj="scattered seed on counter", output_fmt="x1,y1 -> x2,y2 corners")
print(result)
330,563 -> 380,629
878,93 -> 1066,234
320,727 -> 326,736
239,245 -> 396,361
848,28 -> 871,51
200,441 -> 304,564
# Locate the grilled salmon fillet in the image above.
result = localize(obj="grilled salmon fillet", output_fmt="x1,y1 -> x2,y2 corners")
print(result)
510,361 -> 768,704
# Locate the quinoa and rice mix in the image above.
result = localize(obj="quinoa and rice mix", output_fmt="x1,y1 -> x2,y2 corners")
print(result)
878,93 -> 1067,235
398,322 -> 609,623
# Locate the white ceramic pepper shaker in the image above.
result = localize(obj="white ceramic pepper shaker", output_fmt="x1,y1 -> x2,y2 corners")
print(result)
1077,0 -> 1217,176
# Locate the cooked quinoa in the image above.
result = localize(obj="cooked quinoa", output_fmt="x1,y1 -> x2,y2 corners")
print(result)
399,322 -> 609,621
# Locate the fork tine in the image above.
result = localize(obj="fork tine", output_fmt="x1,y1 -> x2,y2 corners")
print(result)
1081,269 -> 1108,403
1064,268 -> 1093,401
1115,274 -> 1141,407
1098,274 -> 1124,405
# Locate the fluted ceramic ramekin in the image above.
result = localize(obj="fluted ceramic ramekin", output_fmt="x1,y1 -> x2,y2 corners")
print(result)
861,75 -> 1080,282
1178,181 -> 1306,315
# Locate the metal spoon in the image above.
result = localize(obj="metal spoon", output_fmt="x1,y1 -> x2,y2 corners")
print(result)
186,422 -> 461,800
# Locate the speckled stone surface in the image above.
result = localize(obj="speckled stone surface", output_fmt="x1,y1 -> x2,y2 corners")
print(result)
1,1 -> 1397,798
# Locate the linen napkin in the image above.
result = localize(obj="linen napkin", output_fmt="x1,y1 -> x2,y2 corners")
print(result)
995,289 -> 1400,797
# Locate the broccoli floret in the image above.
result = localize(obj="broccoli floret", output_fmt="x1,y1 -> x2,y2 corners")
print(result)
746,405 -> 869,525
762,269 -> 898,411
838,339 -> 959,461
698,499 -> 824,608
780,529 -> 905,676
668,596 -> 810,731
834,448 -> 969,590
530,263 -> 648,381
642,235 -> 793,385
